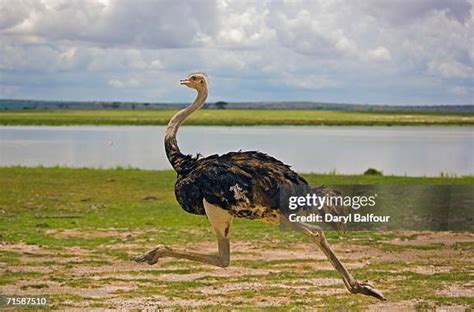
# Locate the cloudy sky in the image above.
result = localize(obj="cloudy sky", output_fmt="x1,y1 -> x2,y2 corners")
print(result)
0,0 -> 472,105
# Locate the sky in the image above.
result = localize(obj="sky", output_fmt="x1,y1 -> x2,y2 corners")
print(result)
0,0 -> 473,105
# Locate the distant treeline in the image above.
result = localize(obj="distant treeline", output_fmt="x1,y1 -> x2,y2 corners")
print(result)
0,99 -> 473,113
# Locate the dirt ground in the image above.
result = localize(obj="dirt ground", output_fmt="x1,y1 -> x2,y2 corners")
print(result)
1,231 -> 473,311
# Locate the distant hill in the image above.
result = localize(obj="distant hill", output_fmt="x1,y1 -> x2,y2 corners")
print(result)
0,99 -> 472,113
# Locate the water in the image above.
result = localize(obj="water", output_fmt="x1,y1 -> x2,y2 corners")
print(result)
0,126 -> 472,176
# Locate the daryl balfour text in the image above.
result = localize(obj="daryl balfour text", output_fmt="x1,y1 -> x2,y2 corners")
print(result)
288,213 -> 391,224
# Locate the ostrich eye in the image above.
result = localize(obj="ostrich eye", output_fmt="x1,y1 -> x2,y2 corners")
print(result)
200,79 -> 203,84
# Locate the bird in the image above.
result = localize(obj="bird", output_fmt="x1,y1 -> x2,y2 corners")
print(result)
132,72 -> 386,301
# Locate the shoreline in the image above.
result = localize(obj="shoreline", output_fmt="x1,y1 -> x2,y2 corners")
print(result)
1,109 -> 473,126
1,166 -> 472,183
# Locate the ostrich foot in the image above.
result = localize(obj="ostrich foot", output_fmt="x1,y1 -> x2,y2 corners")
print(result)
351,281 -> 386,301
131,246 -> 170,265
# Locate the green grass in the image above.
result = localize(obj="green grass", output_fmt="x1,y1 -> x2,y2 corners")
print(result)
1,167 -> 473,310
0,109 -> 473,126
0,166 -> 472,250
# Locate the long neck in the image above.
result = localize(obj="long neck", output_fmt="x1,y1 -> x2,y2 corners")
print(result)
164,88 -> 208,172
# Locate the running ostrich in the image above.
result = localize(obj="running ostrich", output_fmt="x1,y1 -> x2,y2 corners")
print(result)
132,73 -> 386,301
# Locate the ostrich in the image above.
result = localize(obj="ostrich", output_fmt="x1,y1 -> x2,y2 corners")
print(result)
132,73 -> 386,301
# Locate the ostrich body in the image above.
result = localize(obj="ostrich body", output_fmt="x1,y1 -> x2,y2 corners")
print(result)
132,73 -> 386,301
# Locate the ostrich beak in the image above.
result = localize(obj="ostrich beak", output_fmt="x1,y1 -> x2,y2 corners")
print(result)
180,78 -> 190,85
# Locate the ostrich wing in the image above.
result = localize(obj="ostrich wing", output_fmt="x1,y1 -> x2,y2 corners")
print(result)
174,151 -> 308,218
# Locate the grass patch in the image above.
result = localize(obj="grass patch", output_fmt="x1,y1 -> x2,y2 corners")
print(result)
0,109 -> 473,126
1,166 -> 471,249
0,250 -> 21,265
0,271 -> 45,285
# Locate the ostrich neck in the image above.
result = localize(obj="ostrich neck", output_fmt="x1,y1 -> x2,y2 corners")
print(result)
164,88 -> 208,172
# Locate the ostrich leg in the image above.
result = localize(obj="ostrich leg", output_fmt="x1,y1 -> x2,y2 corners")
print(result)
132,201 -> 232,268
285,220 -> 386,301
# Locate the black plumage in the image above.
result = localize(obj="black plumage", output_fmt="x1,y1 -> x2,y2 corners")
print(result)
172,151 -> 308,221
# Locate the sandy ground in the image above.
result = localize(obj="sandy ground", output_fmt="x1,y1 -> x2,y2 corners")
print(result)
1,231 -> 473,310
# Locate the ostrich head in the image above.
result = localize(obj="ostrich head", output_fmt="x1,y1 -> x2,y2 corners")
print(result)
180,72 -> 208,91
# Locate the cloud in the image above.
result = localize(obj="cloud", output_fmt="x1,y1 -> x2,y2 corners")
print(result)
363,0 -> 472,25
450,86 -> 470,96
367,47 -> 392,61
108,79 -> 124,88
267,4 -> 359,58
428,58 -> 472,79
108,78 -> 141,88
0,0 -> 35,30
0,0 -> 472,104
1,0 -> 220,49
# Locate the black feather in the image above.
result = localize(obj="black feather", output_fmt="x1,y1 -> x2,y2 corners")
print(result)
174,151 -> 307,218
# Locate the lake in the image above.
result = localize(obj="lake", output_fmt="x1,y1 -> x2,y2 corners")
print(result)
0,126 -> 472,176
